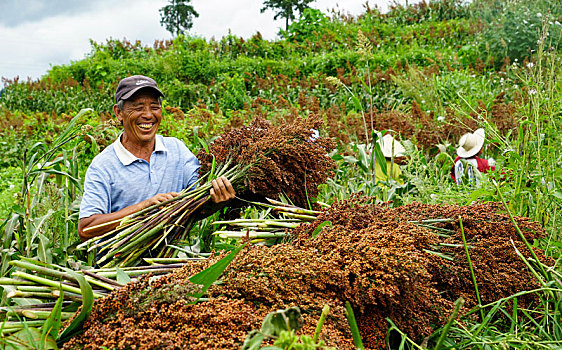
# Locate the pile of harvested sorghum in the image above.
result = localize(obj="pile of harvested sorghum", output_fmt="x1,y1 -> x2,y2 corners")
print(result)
64,199 -> 552,350
197,115 -> 336,208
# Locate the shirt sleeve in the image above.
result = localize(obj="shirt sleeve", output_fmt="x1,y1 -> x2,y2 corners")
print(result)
79,163 -> 112,219
177,140 -> 200,190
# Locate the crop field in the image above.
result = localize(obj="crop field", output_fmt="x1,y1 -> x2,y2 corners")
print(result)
0,0 -> 561,349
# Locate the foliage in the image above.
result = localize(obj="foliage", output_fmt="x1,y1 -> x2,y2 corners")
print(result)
159,0 -> 199,37
474,0 -> 562,65
283,8 -> 330,42
260,0 -> 315,30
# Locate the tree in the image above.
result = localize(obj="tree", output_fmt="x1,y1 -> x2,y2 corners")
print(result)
159,0 -> 199,37
260,0 -> 316,31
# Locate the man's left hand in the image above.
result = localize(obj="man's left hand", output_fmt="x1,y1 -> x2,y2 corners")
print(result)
210,176 -> 236,203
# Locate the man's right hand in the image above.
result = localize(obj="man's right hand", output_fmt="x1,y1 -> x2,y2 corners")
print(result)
139,192 -> 179,210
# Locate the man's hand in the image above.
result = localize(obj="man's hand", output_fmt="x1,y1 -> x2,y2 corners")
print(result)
140,192 -> 179,210
210,176 -> 235,203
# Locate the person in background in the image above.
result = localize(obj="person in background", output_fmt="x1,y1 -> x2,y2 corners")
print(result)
78,75 -> 235,243
375,134 -> 405,186
450,128 -> 496,185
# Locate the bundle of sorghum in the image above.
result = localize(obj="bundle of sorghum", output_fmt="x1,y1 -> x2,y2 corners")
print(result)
80,116 -> 335,268
198,115 -> 335,207
68,199 -> 551,349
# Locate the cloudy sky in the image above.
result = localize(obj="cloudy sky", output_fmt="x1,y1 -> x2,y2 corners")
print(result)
0,0 -> 408,82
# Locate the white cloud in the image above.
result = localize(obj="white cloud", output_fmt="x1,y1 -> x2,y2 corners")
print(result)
1,0 -> 411,82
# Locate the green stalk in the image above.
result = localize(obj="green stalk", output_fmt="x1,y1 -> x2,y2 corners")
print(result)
0,278 -> 30,285
1,320 -> 46,331
81,269 -> 124,288
152,195 -> 209,249
143,257 -> 203,265
272,206 -> 322,216
51,289 -> 90,302
12,271 -> 104,299
20,310 -> 75,320
89,263 -> 185,273
492,180 -> 549,279
6,290 -> 56,299
96,221 -> 166,266
433,297 -> 465,350
94,267 -> 180,278
281,212 -> 318,221
10,260 -> 77,284
459,216 -> 484,321
15,286 -> 53,293
344,301 -> 364,350
214,231 -> 288,239
15,258 -> 115,290
313,305 -> 330,343
85,221 -> 143,252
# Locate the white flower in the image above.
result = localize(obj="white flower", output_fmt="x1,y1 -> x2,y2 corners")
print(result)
537,12 -> 542,17
523,19 -> 528,24
527,62 -> 534,68
529,89 -> 537,95
9,184 -> 15,189
514,58 -> 518,62
437,116 -> 445,122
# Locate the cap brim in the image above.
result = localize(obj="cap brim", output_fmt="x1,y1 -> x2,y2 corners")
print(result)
120,86 -> 164,101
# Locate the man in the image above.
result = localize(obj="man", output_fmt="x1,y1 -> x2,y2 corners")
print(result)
78,75 -> 235,242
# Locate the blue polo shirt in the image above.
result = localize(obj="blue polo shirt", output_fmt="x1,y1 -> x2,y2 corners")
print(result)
79,134 -> 200,219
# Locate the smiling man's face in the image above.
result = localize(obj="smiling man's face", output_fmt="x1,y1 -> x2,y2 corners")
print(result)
116,89 -> 162,147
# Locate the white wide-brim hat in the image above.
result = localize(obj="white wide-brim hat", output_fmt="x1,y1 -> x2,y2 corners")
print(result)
456,128 -> 485,158
379,134 -> 406,158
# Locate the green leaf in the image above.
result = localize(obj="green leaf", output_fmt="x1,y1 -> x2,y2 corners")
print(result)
29,169 -> 81,189
356,144 -> 370,173
241,307 -> 303,350
343,155 -> 359,165
551,190 -> 562,201
260,307 -> 302,336
4,327 -> 57,350
56,271 -> 94,345
188,243 -> 246,301
41,287 -> 64,345
37,233 -> 52,264
115,267 -> 132,285
311,220 -> 332,238
373,142 -> 387,176
241,330 -> 265,350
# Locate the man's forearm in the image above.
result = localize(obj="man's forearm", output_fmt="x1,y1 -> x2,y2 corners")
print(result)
78,202 -> 144,242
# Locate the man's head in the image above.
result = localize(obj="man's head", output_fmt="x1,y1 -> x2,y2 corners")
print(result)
113,75 -> 164,146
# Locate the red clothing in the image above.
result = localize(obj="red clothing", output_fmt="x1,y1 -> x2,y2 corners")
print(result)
450,156 -> 495,181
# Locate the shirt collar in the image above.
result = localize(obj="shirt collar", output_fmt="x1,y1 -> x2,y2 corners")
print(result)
113,134 -> 167,166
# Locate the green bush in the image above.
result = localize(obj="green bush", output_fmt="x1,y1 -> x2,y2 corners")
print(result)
477,0 -> 562,64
